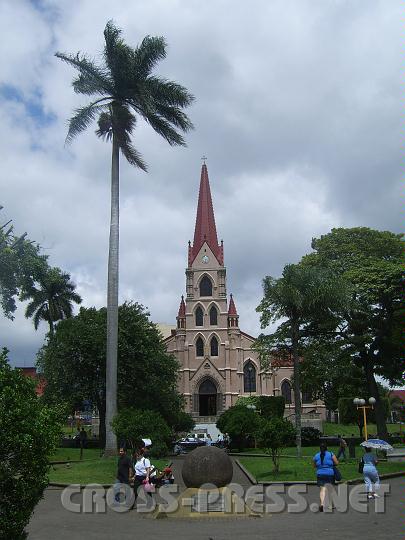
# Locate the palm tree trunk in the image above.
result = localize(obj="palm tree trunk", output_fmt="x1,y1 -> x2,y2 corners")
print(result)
292,319 -> 302,458
104,133 -> 119,456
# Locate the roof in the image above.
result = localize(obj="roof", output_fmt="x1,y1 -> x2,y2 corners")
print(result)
177,296 -> 186,317
228,294 -> 238,315
189,164 -> 223,265
390,390 -> 405,402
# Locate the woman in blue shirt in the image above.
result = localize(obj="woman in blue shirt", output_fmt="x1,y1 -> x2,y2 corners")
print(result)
313,443 -> 339,512
362,447 -> 380,499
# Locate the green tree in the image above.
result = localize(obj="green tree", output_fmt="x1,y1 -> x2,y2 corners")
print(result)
20,266 -> 81,336
256,417 -> 295,473
111,408 -> 171,457
0,209 -> 48,319
236,395 -> 285,419
37,302 -> 184,448
256,264 -> 347,456
57,21 -> 194,454
216,405 -> 260,451
0,348 -> 62,539
303,227 -> 405,438
298,341 -> 367,412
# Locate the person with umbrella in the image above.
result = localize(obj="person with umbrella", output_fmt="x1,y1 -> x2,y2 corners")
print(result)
361,447 -> 380,499
360,439 -> 392,499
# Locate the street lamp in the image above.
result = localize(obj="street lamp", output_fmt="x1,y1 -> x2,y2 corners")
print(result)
353,397 -> 376,441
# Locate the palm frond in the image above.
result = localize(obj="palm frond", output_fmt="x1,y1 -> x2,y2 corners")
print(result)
131,36 -> 167,79
120,141 -> 148,171
153,103 -> 194,132
66,102 -> 108,144
55,52 -> 113,95
103,21 -> 134,89
142,113 -> 186,146
144,77 -> 195,108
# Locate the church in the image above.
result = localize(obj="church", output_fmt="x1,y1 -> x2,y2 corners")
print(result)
164,164 -> 325,423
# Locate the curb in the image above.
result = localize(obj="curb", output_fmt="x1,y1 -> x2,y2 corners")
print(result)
234,459 -> 257,485
254,471 -> 405,487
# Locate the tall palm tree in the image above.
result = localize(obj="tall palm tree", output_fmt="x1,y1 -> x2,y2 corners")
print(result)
21,267 -> 82,336
257,264 -> 347,457
56,21 -> 194,455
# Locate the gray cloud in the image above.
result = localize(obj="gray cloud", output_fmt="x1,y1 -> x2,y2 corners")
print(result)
0,0 -> 402,366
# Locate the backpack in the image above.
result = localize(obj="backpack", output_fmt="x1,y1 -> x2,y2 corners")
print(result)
358,457 -> 364,474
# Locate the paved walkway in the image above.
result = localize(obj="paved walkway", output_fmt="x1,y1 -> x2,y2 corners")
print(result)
27,473 -> 405,539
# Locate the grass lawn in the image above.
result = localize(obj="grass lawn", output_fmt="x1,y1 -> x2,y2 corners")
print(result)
237,446 -> 373,458
239,456 -> 405,482
49,448 -> 102,462
323,423 -> 401,437
48,457 -> 170,485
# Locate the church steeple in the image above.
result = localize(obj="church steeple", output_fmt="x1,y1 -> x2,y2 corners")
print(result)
188,164 -> 224,266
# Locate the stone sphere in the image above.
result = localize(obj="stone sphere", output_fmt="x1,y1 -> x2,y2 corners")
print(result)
181,446 -> 233,488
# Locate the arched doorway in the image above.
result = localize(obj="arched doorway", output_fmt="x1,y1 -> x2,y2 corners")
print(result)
199,379 -> 217,416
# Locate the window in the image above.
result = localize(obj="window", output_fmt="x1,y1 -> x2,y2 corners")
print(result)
243,362 -> 256,393
195,306 -> 203,326
196,337 -> 204,357
302,390 -> 312,404
210,336 -> 219,356
199,275 -> 212,296
281,380 -> 292,404
209,306 -> 218,325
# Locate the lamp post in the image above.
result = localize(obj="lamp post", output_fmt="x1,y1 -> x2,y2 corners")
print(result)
353,397 -> 376,441
247,404 -> 257,448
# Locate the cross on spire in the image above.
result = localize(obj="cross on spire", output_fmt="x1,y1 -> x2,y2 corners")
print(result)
201,155 -> 207,165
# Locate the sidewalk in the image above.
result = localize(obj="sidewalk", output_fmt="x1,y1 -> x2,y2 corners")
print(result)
28,476 -> 404,539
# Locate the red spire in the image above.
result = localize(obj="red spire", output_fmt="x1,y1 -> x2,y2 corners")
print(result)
189,164 -> 223,265
177,295 -> 186,317
228,294 -> 238,315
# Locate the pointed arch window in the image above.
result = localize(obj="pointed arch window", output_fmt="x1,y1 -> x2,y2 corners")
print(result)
195,306 -> 203,326
210,336 -> 219,356
199,275 -> 212,297
209,305 -> 218,325
281,380 -> 292,404
196,337 -> 204,357
243,362 -> 256,393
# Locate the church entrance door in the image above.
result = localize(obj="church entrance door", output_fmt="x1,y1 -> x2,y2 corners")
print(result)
198,379 -> 217,416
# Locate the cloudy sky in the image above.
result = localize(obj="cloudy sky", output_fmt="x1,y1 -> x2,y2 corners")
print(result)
0,0 -> 402,367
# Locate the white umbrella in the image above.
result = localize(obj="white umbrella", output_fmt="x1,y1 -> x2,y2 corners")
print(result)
360,439 -> 393,451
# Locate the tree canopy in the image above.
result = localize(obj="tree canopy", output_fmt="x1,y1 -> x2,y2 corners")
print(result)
0,209 -> 48,319
302,227 -> 405,438
37,302 -> 184,447
256,263 -> 348,455
20,266 -> 81,335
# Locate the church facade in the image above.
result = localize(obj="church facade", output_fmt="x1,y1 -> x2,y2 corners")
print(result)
164,164 -> 325,422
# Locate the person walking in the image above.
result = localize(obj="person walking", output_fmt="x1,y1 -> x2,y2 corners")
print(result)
114,448 -> 133,505
313,443 -> 339,512
132,449 -> 152,504
336,434 -> 347,460
362,447 -> 380,499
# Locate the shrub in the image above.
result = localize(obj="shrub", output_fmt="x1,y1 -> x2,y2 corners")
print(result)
257,396 -> 285,419
111,408 -> 171,452
0,349 -> 62,539
257,417 -> 296,473
216,405 -> 260,451
301,427 -> 322,446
